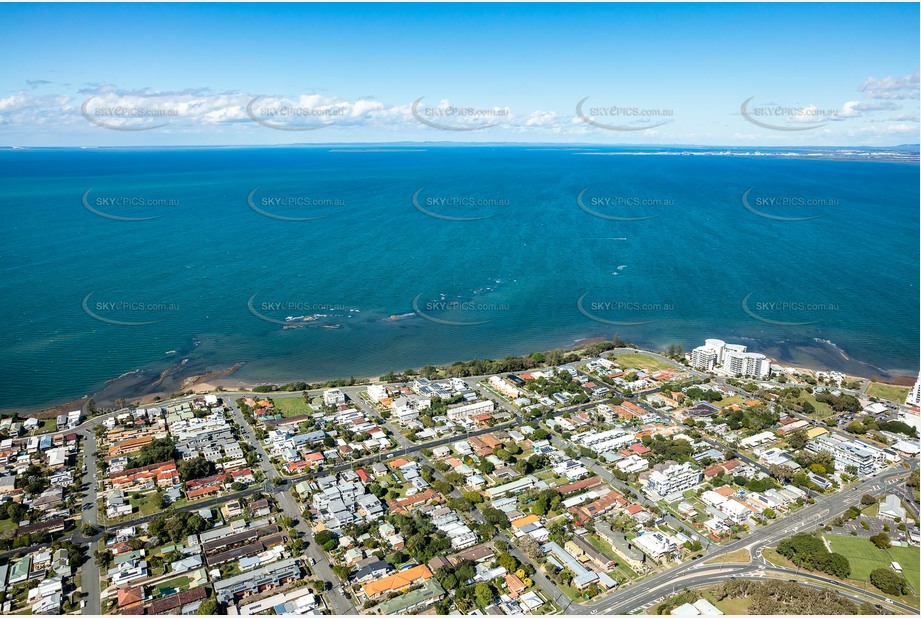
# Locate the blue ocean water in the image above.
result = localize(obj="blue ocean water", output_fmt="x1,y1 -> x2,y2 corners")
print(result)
0,146 -> 917,409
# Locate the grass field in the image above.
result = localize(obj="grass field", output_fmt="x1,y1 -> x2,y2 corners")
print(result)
715,395 -> 743,409
0,518 -> 18,533
702,589 -> 752,615
272,397 -> 315,418
798,392 -> 835,418
761,547 -> 797,569
613,352 -> 673,373
705,548 -> 750,564
128,492 -> 163,516
866,382 -> 911,404
825,535 -> 920,592
30,418 -> 57,435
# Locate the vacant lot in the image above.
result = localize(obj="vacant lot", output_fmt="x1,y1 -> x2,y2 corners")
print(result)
614,352 -> 673,373
272,397 -> 315,418
797,392 -> 835,418
866,382 -> 910,404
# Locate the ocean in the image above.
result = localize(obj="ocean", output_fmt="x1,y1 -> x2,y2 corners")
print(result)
1,145 -> 918,410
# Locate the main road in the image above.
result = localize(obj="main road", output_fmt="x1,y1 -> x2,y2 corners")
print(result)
575,462 -> 915,614
29,367 -> 914,616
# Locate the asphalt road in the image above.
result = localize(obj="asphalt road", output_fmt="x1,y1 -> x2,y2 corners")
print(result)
576,462 -> 916,614
79,429 -> 101,615
22,371 -> 916,616
226,399 -> 355,615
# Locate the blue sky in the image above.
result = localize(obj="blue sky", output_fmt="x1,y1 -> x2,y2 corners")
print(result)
1,2 -> 918,146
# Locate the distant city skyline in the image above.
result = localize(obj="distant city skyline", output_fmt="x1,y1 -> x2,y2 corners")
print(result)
1,2 -> 918,147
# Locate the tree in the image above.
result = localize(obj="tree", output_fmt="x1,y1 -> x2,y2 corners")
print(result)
178,457 -> 217,482
869,568 -> 909,595
518,534 -> 542,561
787,429 -> 809,450
197,599 -> 221,615
769,464 -> 795,483
129,437 -> 177,468
860,494 -> 878,506
315,529 -> 338,550
463,491 -> 484,504
496,553 -> 518,573
481,507 -> 510,529
846,421 -> 866,435
332,565 -> 351,581
448,497 -> 473,512
869,533 -> 891,550
474,582 -> 494,609
822,553 -> 851,579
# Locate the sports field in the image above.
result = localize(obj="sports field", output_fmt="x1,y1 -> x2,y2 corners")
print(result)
825,534 -> 919,590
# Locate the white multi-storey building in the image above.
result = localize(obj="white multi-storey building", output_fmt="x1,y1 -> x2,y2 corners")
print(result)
323,389 -> 346,406
690,346 -> 719,371
446,399 -> 495,422
724,351 -> 771,378
907,373 -> 921,408
367,384 -> 389,403
690,338 -> 771,378
644,462 -> 702,496
805,435 -> 886,476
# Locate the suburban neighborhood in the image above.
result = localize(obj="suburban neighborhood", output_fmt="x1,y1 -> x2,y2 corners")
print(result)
1,341 -> 918,615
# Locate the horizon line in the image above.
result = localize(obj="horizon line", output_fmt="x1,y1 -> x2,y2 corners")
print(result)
2,142 -> 919,150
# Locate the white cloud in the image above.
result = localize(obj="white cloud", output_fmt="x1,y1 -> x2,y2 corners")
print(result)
859,71 -> 920,100
524,111 -> 557,127
838,100 -> 900,118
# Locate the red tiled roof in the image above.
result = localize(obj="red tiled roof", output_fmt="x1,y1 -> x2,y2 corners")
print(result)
556,476 -> 602,495
118,586 -> 143,608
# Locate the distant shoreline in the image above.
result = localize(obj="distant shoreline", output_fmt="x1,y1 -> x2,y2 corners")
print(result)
2,143 -> 918,163
6,334 -> 917,418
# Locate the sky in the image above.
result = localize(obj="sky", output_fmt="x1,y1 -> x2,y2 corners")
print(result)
0,1 -> 918,147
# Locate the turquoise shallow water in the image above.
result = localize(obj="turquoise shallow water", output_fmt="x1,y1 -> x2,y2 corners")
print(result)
0,146 -> 917,409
